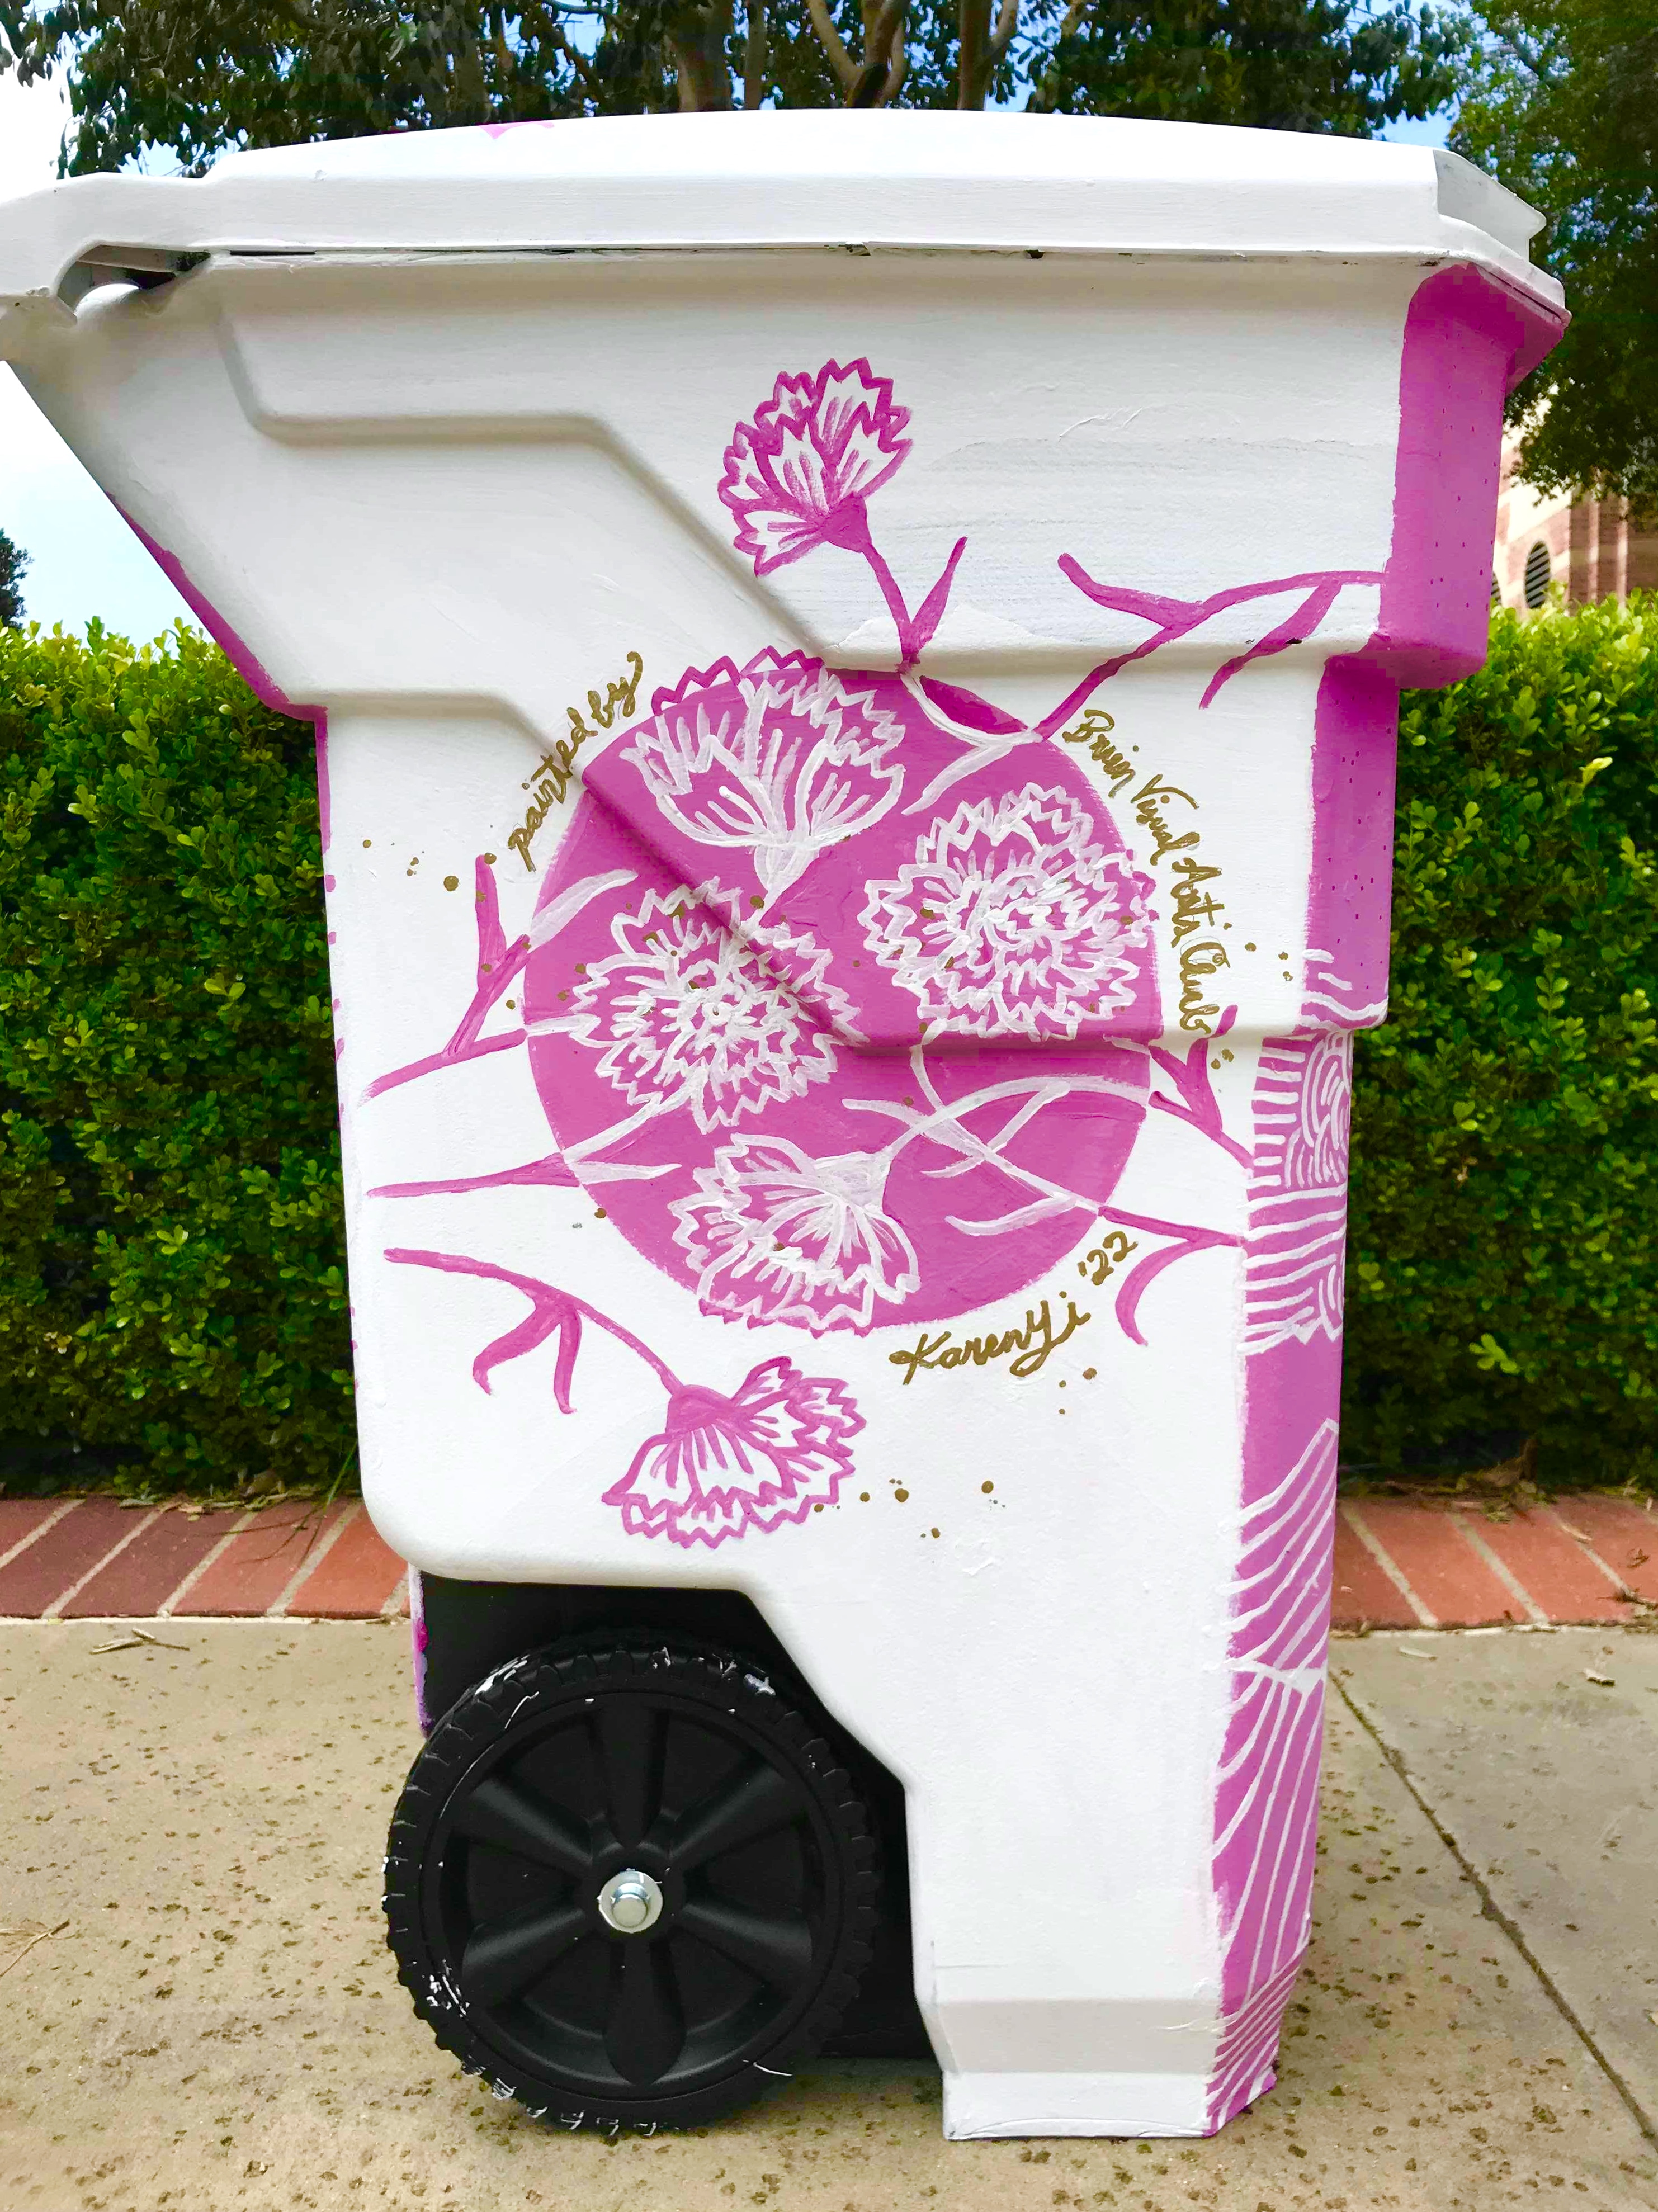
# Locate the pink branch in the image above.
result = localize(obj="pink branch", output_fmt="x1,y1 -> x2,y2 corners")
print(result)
1037,561 -> 1383,735
369,1154 -> 579,1200
365,1030 -> 526,1101
1093,1206 -> 1241,1347
1197,579 -> 1344,709
364,855 -> 531,1102
1147,1006 -> 1253,1169
385,1248 -> 684,1401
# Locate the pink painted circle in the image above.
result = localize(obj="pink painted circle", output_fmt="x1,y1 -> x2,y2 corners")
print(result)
522,653 -> 1160,1336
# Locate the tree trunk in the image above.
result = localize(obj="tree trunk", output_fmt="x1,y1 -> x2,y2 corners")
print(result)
670,0 -> 736,108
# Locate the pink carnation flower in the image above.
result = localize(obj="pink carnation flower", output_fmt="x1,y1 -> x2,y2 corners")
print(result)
860,783 -> 1155,1041
603,1358 -> 864,1549
721,360 -> 912,576
672,1137 -> 920,1334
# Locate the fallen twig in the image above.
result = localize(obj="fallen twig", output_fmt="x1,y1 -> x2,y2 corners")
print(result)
89,1626 -> 191,1655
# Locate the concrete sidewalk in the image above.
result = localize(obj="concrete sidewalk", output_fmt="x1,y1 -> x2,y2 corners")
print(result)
2,1622 -> 1656,2212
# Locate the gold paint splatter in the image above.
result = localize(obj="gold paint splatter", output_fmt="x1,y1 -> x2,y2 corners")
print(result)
981,1481 -> 994,1494
930,1527 -> 940,1538
362,839 -> 372,849
594,1209 -> 608,1220
483,852 -> 497,864
443,875 -> 459,891
859,1492 -> 870,1502
1082,1368 -> 1097,1381
894,1488 -> 910,1503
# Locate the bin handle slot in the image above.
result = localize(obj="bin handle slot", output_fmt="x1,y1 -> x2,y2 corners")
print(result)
58,245 -> 206,311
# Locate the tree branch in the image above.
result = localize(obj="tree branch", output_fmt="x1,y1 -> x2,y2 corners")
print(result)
803,0 -> 861,91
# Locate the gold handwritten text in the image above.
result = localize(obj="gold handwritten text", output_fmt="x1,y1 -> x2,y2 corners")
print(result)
1127,772 -> 1231,1034
1178,935 -> 1231,1034
508,649 -> 645,872
888,1294 -> 1092,1385
1060,707 -> 1136,795
1075,1229 -> 1138,1288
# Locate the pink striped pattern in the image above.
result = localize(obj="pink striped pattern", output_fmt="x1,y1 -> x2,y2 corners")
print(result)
1243,1032 -> 1351,1358
1207,1006 -> 1355,2130
1208,1417 -> 1339,2126
1207,1954 -> 1307,2133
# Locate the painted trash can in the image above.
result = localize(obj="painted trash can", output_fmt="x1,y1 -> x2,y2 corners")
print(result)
0,113 -> 1563,2139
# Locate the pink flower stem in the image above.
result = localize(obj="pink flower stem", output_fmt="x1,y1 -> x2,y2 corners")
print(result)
860,538 -> 919,661
1147,1007 -> 1253,1169
1035,561 -> 1384,736
859,532 -> 970,670
385,1247 -> 685,1399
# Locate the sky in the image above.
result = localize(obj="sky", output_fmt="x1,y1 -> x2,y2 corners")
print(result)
0,69 -> 196,639
0,68 -> 1452,641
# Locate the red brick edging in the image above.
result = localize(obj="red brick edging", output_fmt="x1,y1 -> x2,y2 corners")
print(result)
1,1491 -> 1654,1628
0,1497 -> 406,1622
1334,1494 -> 1658,1628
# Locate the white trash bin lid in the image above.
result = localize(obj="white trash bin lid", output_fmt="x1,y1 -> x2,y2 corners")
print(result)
0,111 -> 1562,362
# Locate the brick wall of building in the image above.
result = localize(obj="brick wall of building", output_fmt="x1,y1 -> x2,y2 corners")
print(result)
1495,439 -> 1658,615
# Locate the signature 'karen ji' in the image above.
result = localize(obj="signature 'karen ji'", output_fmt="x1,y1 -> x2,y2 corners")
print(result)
888,1294 -> 1092,1384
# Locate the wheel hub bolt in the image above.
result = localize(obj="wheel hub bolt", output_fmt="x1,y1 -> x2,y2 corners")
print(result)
597,1868 -> 664,1935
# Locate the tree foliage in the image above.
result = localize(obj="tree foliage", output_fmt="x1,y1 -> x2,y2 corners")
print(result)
0,530 -> 27,628
1027,0 -> 1464,135
0,621 -> 351,1495
1345,594 -> 1658,1487
0,0 -> 1460,168
1455,0 -> 1658,519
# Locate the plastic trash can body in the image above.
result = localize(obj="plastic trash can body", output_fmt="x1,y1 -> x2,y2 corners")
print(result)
0,112 -> 1563,2137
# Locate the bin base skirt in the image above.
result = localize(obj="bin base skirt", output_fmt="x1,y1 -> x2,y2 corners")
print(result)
943,2068 -> 1216,2140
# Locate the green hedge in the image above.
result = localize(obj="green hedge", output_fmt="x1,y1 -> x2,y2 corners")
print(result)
0,622 -> 350,1496
1,603 -> 1654,1496
1345,595 -> 1658,1486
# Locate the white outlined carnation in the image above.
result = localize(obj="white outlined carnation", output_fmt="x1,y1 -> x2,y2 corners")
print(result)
672,1137 -> 920,1334
537,887 -> 851,1134
623,656 -> 905,903
860,783 -> 1155,1040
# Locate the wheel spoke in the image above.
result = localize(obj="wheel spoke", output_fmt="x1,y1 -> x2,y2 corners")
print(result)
593,1696 -> 661,1852
448,1776 -> 590,1879
460,1900 -> 590,2008
604,1940 -> 685,2083
668,1759 -> 803,1873
677,1898 -> 814,1991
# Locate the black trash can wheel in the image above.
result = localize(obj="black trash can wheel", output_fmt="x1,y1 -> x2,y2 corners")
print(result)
384,1635 -> 882,2129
